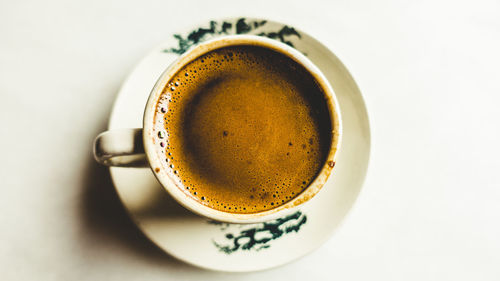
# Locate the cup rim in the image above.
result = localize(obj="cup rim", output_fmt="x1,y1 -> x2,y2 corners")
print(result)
143,35 -> 342,223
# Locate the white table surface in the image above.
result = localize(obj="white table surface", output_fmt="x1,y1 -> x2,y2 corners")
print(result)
1,0 -> 499,280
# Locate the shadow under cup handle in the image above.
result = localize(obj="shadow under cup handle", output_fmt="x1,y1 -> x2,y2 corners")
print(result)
93,128 -> 148,167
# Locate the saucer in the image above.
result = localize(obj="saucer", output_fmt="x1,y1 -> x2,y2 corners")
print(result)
108,17 -> 370,272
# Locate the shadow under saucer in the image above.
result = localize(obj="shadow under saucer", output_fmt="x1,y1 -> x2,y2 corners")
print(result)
79,151 -> 198,269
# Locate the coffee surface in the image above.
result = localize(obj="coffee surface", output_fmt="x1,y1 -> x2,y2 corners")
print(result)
155,45 -> 331,213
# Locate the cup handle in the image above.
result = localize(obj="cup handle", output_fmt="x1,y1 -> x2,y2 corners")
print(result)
93,128 -> 148,167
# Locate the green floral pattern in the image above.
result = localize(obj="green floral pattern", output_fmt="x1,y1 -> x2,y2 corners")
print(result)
209,211 -> 307,254
163,18 -> 301,54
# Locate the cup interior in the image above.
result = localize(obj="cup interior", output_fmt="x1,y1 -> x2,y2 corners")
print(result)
143,35 -> 342,223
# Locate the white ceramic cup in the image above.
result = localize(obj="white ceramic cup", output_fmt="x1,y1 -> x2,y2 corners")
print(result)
94,35 -> 342,223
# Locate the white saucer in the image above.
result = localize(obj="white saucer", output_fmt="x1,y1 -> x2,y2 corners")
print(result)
108,17 -> 370,272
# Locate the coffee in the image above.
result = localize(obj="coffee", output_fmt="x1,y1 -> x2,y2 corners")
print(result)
154,45 -> 332,214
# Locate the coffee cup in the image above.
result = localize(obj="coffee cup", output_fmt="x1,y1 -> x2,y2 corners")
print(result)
94,35 -> 342,223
